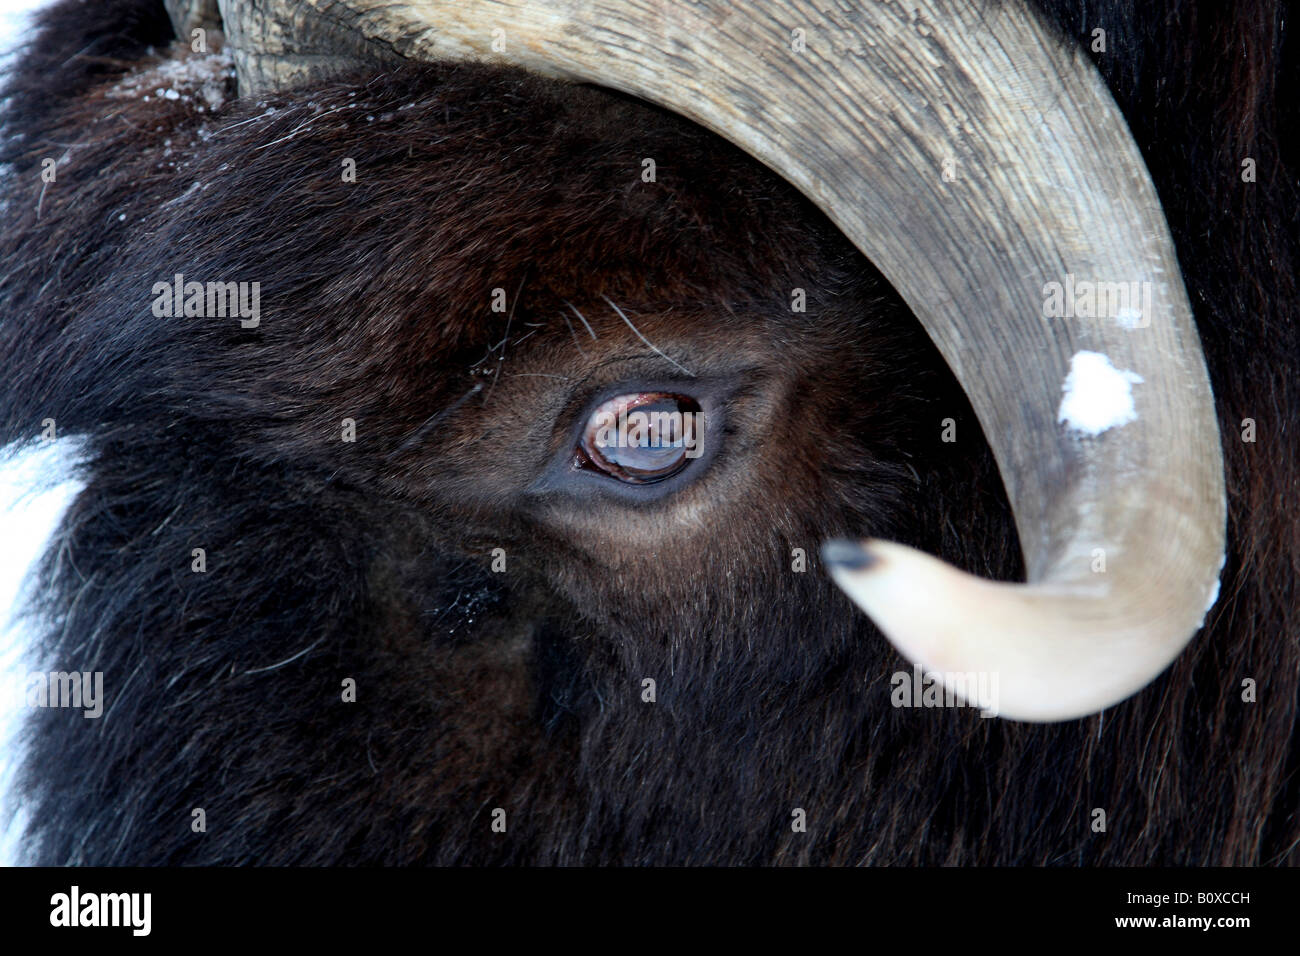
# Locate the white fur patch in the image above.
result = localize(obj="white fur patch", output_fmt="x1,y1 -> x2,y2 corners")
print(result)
0,438 -> 87,865
0,0 -> 62,866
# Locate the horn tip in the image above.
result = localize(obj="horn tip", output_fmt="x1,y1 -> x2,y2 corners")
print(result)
820,539 -> 879,573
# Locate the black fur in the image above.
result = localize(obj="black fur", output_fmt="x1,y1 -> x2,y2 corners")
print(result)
0,0 -> 1295,864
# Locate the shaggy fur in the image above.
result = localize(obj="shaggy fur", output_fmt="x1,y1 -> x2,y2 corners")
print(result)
0,0 -> 1295,865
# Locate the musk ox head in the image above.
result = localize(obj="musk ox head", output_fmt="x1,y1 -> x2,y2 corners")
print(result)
175,0 -> 1229,720
2,0 -> 1281,866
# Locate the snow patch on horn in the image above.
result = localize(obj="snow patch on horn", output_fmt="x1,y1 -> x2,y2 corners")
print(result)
1057,350 -> 1144,436
1200,553 -> 1228,626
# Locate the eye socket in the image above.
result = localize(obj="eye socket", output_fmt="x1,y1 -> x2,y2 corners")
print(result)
575,392 -> 704,484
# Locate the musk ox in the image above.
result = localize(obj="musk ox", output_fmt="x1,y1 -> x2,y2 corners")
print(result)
0,0 -> 1295,865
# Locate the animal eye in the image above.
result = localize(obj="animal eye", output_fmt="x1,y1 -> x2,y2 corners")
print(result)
576,393 -> 703,484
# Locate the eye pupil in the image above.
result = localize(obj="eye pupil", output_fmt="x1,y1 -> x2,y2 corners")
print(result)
579,393 -> 703,484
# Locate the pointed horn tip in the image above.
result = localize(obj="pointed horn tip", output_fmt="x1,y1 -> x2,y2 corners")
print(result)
823,539 -> 1209,722
820,538 -> 881,573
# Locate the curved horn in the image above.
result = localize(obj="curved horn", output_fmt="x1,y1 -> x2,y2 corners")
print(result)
216,0 -> 1227,722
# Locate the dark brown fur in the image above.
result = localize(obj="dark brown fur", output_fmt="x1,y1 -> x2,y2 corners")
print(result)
0,0 -> 1295,864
